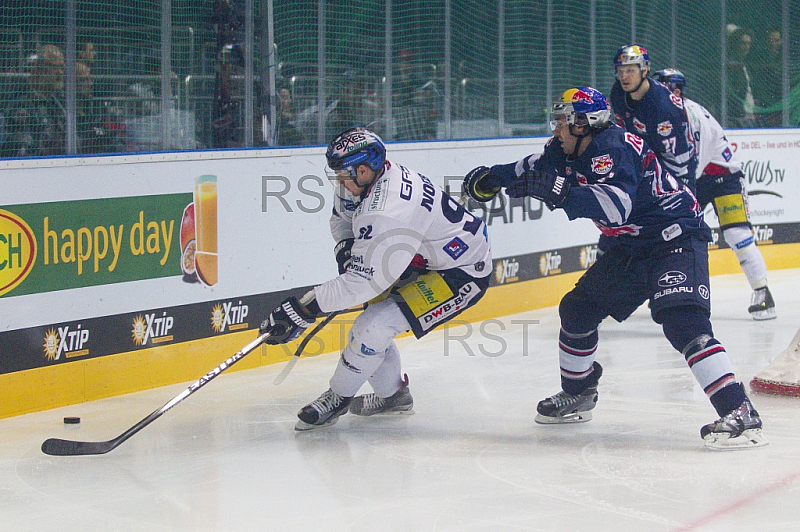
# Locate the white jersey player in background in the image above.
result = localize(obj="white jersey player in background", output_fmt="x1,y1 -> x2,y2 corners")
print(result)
260,127 -> 492,430
654,69 -> 776,320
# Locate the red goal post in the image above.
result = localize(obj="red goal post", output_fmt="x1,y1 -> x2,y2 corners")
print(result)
751,328 -> 800,397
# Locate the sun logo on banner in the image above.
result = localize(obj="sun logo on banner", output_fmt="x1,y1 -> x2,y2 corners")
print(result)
132,315 -> 147,345
211,303 -> 224,333
43,328 -> 59,360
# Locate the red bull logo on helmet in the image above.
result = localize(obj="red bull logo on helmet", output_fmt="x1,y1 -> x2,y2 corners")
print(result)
630,45 -> 647,56
569,88 -> 595,104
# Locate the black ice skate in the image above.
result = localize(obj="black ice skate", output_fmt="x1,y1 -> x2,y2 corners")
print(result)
536,362 -> 601,424
295,389 -> 352,431
349,376 -> 414,416
701,388 -> 768,451
748,286 -> 776,321
535,385 -> 598,424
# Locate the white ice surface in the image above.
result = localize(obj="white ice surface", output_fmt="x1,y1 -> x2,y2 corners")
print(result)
2,270 -> 800,531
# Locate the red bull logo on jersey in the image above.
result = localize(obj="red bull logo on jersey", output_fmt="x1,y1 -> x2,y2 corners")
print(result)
633,117 -> 646,134
594,220 -> 641,237
591,154 -> 614,175
657,121 -> 673,137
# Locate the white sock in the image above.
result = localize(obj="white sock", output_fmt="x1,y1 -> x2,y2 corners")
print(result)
723,226 -> 767,289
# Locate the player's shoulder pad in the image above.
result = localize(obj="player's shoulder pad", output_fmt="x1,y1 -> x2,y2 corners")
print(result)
686,98 -> 713,121
361,171 -> 393,213
583,127 -> 639,177
650,79 -> 684,111
598,125 -> 645,156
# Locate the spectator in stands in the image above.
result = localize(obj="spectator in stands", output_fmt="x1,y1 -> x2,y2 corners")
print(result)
751,29 -> 784,127
325,70 -> 360,140
276,87 -> 303,146
76,50 -> 123,154
393,49 -> 436,141
726,26 -> 757,128
78,42 -> 97,69
0,44 -> 67,157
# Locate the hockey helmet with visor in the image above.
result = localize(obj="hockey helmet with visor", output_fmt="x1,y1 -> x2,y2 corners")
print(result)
550,87 -> 612,133
326,127 -> 386,182
654,68 -> 686,95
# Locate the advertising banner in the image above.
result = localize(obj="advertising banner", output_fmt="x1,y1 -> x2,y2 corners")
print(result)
1,194 -> 190,297
1,131 -> 799,377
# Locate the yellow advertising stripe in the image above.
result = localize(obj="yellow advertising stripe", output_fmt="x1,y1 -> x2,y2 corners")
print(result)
2,242 -> 799,420
708,241 -> 799,275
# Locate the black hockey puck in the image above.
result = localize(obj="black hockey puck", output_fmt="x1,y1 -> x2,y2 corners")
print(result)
63,416 -> 81,424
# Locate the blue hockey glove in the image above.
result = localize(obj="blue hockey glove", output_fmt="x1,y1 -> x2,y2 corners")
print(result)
260,297 -> 317,344
506,169 -> 571,210
462,166 -> 502,203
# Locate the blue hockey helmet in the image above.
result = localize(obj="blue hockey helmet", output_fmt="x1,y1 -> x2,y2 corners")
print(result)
326,127 -> 386,175
551,87 -> 612,131
654,68 -> 686,95
613,45 -> 650,74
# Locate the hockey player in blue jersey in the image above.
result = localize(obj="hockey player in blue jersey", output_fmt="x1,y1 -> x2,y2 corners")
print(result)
654,68 -> 775,320
462,87 -> 765,450
610,45 -> 698,190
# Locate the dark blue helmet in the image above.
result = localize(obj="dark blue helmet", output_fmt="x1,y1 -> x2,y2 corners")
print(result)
326,128 -> 386,173
654,68 -> 686,95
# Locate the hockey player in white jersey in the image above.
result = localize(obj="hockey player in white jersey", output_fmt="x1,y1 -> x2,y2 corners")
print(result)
260,127 -> 492,430
654,69 -> 776,320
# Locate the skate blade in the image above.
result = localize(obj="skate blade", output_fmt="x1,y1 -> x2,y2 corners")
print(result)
703,428 -> 769,451
750,308 -> 776,321
351,406 -> 415,417
374,407 -> 415,416
534,410 -> 593,425
294,415 -> 342,432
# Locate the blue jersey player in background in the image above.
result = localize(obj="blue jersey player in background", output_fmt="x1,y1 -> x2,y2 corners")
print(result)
610,45 -> 698,190
462,87 -> 765,451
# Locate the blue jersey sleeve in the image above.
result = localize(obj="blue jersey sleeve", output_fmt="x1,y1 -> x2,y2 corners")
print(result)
559,145 -> 640,225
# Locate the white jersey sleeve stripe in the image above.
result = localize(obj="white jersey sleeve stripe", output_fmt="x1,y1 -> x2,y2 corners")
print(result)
588,184 -> 631,225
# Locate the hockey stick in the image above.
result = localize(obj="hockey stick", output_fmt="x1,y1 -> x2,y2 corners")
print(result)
272,311 -> 341,385
41,331 -> 271,456
272,305 -> 365,385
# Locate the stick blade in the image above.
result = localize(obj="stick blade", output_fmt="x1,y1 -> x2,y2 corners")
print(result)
273,354 -> 299,385
41,438 -> 115,456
